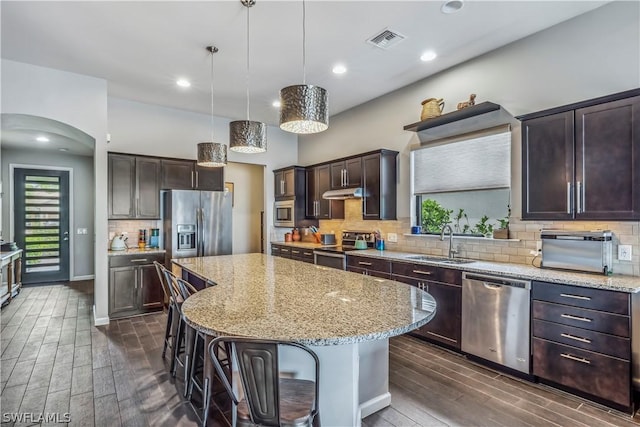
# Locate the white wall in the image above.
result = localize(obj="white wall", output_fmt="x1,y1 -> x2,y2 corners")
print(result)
225,162 -> 265,254
1,59 -> 109,323
1,148 -> 95,278
298,1 -> 640,219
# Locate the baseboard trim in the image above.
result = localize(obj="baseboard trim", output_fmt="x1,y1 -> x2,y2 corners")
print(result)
359,392 -> 391,419
72,275 -> 95,281
93,304 -> 110,326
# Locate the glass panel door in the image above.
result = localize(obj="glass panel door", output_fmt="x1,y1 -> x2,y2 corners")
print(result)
14,168 -> 70,284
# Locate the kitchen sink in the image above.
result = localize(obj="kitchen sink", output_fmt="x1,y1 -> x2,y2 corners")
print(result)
404,255 -> 476,264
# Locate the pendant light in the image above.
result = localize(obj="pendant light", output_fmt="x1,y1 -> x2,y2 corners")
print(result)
197,45 -> 227,167
230,0 -> 267,153
279,0 -> 328,134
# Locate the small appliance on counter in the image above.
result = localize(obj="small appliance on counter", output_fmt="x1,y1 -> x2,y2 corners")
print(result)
110,234 -> 128,251
148,228 -> 160,248
320,234 -> 336,245
541,229 -> 612,275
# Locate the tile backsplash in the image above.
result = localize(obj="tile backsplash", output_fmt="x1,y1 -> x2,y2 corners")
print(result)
320,199 -> 640,276
108,220 -> 162,249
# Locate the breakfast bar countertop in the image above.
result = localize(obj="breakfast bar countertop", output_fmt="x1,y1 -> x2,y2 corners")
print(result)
348,249 -> 640,293
108,248 -> 166,256
174,253 -> 435,345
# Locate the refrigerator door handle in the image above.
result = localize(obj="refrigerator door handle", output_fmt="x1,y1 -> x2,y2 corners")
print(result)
196,208 -> 201,257
199,208 -> 205,257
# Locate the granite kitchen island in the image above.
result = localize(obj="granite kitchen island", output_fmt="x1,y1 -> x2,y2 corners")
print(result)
173,253 -> 436,426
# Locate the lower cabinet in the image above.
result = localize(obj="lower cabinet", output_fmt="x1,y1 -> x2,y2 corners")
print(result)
391,261 -> 462,349
531,281 -> 632,412
108,254 -> 165,318
346,255 -> 391,279
271,244 -> 314,263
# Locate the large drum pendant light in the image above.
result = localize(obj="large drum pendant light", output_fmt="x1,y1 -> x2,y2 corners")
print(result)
230,0 -> 267,153
279,0 -> 328,134
198,45 -> 227,167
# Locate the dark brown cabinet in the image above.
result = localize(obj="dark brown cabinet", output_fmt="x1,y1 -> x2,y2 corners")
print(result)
531,281 -> 632,412
330,157 -> 362,189
274,167 -> 297,199
362,150 -> 397,220
391,261 -> 462,349
108,254 -> 165,318
520,90 -> 640,220
306,165 -> 344,219
161,159 -> 223,191
108,153 -> 160,219
346,255 -> 391,279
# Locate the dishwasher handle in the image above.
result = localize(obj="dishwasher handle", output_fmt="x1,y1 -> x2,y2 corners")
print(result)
463,272 -> 531,290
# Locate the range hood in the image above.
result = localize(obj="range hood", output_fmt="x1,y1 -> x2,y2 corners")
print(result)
322,187 -> 363,200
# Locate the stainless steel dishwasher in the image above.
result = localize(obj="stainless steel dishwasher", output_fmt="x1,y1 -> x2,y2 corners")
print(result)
461,272 -> 531,374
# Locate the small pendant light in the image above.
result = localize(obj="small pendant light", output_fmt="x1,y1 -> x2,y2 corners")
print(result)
279,0 -> 328,134
230,0 -> 267,153
197,45 -> 227,167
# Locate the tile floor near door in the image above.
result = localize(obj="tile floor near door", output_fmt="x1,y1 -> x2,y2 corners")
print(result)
2,281 -> 640,427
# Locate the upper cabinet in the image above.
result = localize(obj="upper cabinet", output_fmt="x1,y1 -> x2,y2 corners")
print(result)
161,159 -> 223,191
520,89 -> 640,220
306,164 -> 344,219
108,153 -> 161,219
362,150 -> 398,220
274,166 -> 302,200
330,158 -> 362,189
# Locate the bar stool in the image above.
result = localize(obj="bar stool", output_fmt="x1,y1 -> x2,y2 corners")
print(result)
153,261 -> 177,360
162,269 -> 195,379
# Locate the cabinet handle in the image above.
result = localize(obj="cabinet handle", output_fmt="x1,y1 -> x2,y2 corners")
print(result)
281,180 -> 285,195
281,249 -> 289,253
560,293 -> 591,301
195,171 -> 199,188
426,331 -> 457,343
344,169 -> 349,186
358,261 -> 372,266
303,252 -> 312,256
292,250 -> 300,254
560,353 -> 591,364
560,333 -> 591,344
561,313 -> 592,323
130,259 -> 149,262
412,270 -> 432,275
576,181 -> 582,214
191,171 -> 195,189
566,182 -> 572,214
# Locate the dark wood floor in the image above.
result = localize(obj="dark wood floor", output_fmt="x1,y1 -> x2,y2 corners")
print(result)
2,281 -> 640,427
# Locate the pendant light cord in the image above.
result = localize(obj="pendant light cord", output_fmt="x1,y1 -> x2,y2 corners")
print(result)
302,0 -> 306,85
210,49 -> 215,142
246,3 -> 251,121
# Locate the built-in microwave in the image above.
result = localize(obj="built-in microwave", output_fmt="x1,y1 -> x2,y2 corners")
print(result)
274,200 -> 295,227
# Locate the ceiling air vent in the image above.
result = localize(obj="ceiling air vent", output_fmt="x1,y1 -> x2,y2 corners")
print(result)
367,29 -> 406,50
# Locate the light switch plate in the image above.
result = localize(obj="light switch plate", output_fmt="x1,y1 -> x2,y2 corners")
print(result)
387,233 -> 398,243
618,244 -> 632,261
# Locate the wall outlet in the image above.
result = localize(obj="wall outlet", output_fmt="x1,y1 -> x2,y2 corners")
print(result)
618,244 -> 632,261
536,241 -> 542,253
76,228 -> 88,235
387,233 -> 398,243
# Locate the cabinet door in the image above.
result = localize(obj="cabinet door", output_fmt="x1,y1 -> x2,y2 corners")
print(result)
109,266 -> 138,316
136,157 -> 161,218
274,171 -> 285,198
195,165 -> 224,191
419,281 -> 461,349
575,96 -> 640,220
345,157 -> 362,188
139,264 -> 164,311
108,154 -> 136,219
316,165 -> 331,219
521,112 -> 575,220
362,153 -> 381,219
330,161 -> 345,189
283,168 -> 295,197
161,159 -> 194,190
305,168 -> 317,218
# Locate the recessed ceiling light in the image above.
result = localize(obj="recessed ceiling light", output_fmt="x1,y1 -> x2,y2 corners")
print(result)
59,148 -> 69,152
441,0 -> 464,14
36,136 -> 49,142
272,100 -> 281,108
420,51 -> 437,62
176,78 -> 191,88
332,64 -> 347,75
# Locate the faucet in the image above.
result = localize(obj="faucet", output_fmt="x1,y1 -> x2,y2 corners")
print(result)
440,225 -> 457,259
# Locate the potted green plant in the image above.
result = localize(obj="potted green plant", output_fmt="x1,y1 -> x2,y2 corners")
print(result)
493,205 -> 510,239
453,208 -> 470,234
421,199 -> 453,233
472,215 -> 494,237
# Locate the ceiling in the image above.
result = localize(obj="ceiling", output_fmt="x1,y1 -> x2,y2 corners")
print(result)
1,0 -> 609,138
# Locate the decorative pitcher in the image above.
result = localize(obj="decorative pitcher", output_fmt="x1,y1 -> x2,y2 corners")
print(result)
420,98 -> 445,120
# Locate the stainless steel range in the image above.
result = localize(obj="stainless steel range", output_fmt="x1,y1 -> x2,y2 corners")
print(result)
313,231 -> 375,270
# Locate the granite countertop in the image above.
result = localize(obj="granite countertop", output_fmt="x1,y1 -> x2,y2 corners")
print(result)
0,249 -> 23,261
349,249 -> 640,293
175,253 -> 435,345
108,248 -> 166,256
271,241 -> 337,249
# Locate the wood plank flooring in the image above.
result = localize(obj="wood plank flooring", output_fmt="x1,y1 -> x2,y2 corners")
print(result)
2,281 -> 640,427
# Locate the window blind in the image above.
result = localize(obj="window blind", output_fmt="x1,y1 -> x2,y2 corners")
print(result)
412,129 -> 511,194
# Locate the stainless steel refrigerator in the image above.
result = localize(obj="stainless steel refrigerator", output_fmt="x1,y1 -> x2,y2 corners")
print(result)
162,190 -> 232,262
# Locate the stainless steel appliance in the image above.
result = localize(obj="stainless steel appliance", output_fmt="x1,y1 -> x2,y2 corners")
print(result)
541,229 -> 612,275
274,199 -> 295,227
163,190 -> 232,261
461,272 -> 532,374
313,231 -> 375,270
